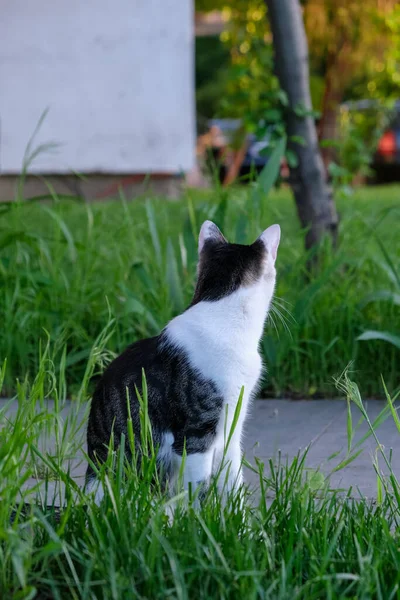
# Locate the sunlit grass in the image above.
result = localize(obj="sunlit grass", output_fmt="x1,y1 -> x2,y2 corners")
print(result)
1,184 -> 399,397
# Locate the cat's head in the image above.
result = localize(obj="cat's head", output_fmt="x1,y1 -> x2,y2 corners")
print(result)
192,220 -> 280,308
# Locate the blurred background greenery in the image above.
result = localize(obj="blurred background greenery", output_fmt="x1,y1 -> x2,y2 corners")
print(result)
195,0 -> 400,186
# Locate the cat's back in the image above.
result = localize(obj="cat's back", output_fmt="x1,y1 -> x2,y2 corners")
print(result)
98,335 -> 162,390
87,329 -> 224,460
87,335 -> 164,446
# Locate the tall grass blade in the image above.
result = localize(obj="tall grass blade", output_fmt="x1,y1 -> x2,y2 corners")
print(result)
251,135 -> 286,212
40,205 -> 77,261
146,200 -> 162,267
357,330 -> 400,350
359,290 -> 400,309
374,232 -> 400,288
381,377 -> 400,434
166,238 -> 184,313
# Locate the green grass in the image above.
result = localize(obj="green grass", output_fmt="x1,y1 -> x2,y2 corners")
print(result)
1,183 -> 399,397
1,347 -> 400,599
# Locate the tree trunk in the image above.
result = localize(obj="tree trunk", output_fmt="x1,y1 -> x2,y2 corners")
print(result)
265,0 -> 338,251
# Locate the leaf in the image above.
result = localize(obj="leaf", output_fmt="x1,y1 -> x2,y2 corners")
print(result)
359,290 -> 400,309
262,336 -> 277,367
374,232 -> 400,288
124,297 -> 160,333
225,386 -> 244,452
357,330 -> 400,349
289,135 -> 306,147
293,103 -> 320,119
372,256 -> 400,287
322,336 -> 340,356
353,403 -> 391,450
145,200 -> 162,268
277,89 -> 289,107
0,231 -> 34,250
65,348 -> 92,367
41,206 -> 77,261
251,135 -> 286,211
182,216 -> 197,269
235,212 -> 248,244
166,239 -> 185,313
328,162 -> 350,178
0,203 -> 12,218
285,149 -> 299,168
327,450 -> 342,461
213,192 -> 229,232
307,470 -> 325,491
263,109 -> 283,123
320,139 -> 341,149
333,449 -> 364,472
293,255 -> 344,323
119,286 -> 161,333
381,377 -> 400,435
346,397 -> 353,455
130,262 -> 157,297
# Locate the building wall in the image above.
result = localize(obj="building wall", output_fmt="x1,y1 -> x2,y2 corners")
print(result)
0,0 -> 195,174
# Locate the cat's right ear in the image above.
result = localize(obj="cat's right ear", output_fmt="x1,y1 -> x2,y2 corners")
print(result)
198,220 -> 227,254
258,224 -> 281,264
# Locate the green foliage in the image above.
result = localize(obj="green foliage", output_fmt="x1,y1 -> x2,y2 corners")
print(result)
0,185 -> 399,398
304,0 -> 400,101
217,3 -> 278,120
250,135 -> 287,213
386,5 -> 400,90
345,4 -> 400,102
206,2 -> 295,166
356,216 -> 400,350
195,0 -> 400,180
195,0 -> 288,146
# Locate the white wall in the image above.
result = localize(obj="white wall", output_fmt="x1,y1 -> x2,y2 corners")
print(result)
0,0 -> 195,174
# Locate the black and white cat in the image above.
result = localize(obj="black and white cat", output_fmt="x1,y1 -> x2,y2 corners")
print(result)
86,220 -> 280,502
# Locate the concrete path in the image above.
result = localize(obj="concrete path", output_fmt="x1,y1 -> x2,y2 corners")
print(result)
2,398 -> 399,503
244,399 -> 399,498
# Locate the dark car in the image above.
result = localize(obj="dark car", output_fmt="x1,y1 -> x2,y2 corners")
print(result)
373,101 -> 400,182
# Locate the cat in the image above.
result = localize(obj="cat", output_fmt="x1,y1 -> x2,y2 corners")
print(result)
86,220 -> 280,503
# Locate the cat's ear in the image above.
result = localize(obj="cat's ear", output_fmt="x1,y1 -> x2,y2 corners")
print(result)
258,224 -> 281,264
198,220 -> 227,254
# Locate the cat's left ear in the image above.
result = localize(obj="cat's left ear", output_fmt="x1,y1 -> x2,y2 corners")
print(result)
198,220 -> 227,254
258,224 -> 281,264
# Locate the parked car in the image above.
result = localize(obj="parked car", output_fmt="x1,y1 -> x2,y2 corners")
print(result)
208,102 -> 400,185
206,118 -> 270,182
373,101 -> 400,182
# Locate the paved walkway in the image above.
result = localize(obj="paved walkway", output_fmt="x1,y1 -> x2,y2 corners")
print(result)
2,398 -> 399,502
244,399 -> 399,498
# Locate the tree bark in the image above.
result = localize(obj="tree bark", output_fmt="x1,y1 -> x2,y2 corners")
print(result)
265,0 -> 338,251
